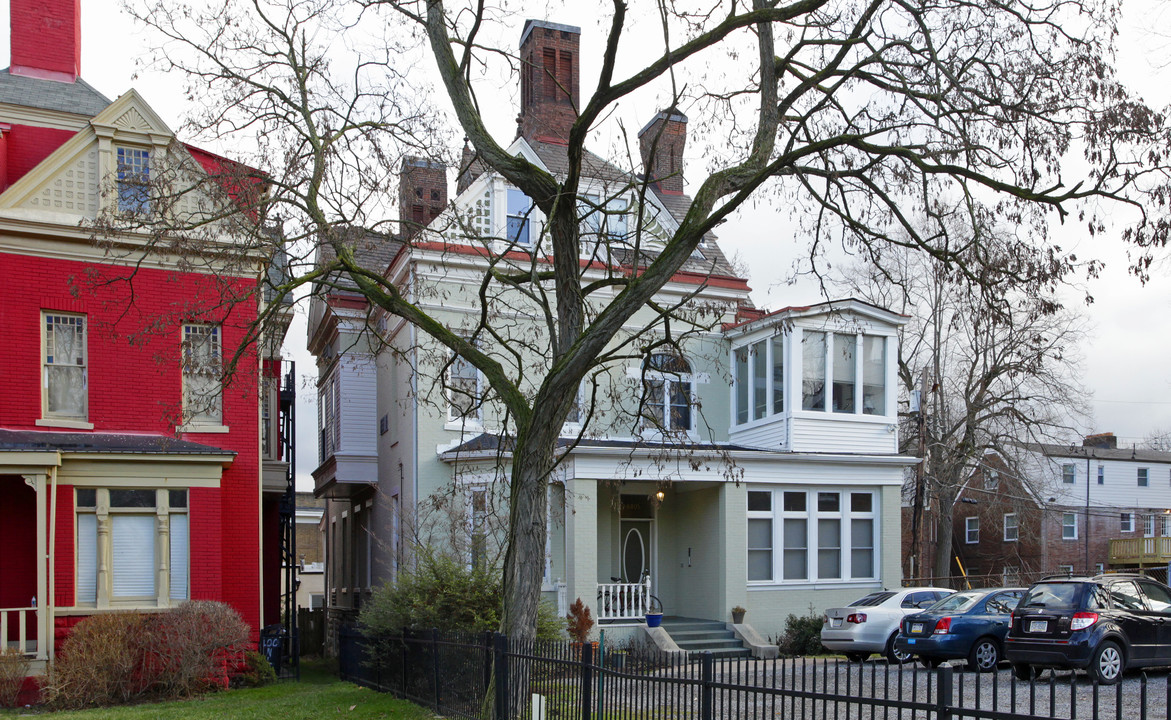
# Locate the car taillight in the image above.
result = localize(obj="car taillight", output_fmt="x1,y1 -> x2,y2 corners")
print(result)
847,613 -> 867,624
933,617 -> 952,634
823,614 -> 829,625
1071,612 -> 1099,631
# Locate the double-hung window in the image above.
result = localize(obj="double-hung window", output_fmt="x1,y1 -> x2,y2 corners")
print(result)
965,516 -> 979,543
1062,512 -> 1078,540
746,487 -> 876,583
1061,464 -> 1075,484
448,344 -> 483,423
506,189 -> 532,246
1003,514 -> 1018,541
640,353 -> 692,433
1138,468 -> 1150,487
116,147 -> 150,214
181,324 -> 222,426
43,313 -> 88,420
1121,512 -> 1134,533
76,488 -> 188,606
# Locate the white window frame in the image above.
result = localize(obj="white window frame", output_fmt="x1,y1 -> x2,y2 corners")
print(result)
1121,513 -> 1134,533
732,336 -> 784,427
1138,467 -> 1149,487
965,516 -> 979,544
639,352 -> 696,435
986,470 -> 1000,491
1061,464 -> 1075,484
1003,513 -> 1018,542
1062,512 -> 1078,540
797,329 -> 889,417
1057,564 -> 1074,576
75,488 -> 188,608
1145,513 -> 1156,537
116,146 -> 151,214
1097,465 -> 1105,485
447,345 -> 483,425
1002,565 -> 1020,584
41,312 -> 89,424
181,323 -> 224,429
318,371 -> 341,461
746,486 -> 878,586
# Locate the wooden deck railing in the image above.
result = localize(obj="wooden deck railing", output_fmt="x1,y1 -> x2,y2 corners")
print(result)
0,607 -> 39,656
1109,536 -> 1171,565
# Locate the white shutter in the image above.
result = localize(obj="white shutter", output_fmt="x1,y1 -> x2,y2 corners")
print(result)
76,514 -> 97,604
169,515 -> 189,600
112,515 -> 156,597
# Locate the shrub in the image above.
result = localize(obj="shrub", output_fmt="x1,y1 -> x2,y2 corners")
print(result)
43,601 -> 250,709
235,649 -> 278,688
360,553 -> 563,642
565,598 -> 594,643
777,611 -> 826,657
0,648 -> 31,708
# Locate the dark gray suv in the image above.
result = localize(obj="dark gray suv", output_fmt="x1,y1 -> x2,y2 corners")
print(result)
1005,574 -> 1171,684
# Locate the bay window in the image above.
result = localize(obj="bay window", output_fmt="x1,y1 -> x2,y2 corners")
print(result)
746,487 -> 877,583
76,488 -> 189,607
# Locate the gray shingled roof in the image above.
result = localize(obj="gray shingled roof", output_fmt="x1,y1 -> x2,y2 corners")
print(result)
0,69 -> 110,117
438,432 -> 752,459
315,231 -> 405,292
1037,443 -> 1171,464
0,429 -> 233,456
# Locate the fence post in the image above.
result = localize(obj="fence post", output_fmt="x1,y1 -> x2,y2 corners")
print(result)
494,633 -> 509,720
701,652 -> 714,720
401,628 -> 409,698
432,628 -> 442,712
580,640 -> 593,720
936,665 -> 954,720
483,630 -> 493,696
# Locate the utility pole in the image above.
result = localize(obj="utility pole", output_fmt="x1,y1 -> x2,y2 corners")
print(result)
909,368 -> 930,582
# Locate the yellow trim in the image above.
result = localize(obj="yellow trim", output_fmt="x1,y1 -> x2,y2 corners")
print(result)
0,451 -> 62,468
0,102 -> 92,131
35,418 -> 95,430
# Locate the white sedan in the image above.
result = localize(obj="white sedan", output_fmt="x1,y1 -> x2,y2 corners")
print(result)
821,587 -> 954,663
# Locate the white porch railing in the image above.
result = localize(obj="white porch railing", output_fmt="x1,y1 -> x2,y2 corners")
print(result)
0,607 -> 39,656
596,576 -> 651,623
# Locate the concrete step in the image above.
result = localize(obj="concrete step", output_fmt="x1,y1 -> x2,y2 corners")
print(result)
658,617 -> 751,658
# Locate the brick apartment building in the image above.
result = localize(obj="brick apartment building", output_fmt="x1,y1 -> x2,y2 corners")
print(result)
0,0 -> 292,669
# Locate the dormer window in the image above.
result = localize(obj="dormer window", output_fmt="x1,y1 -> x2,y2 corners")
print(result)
733,336 -> 783,425
116,147 -> 150,214
506,189 -> 532,246
640,352 -> 692,433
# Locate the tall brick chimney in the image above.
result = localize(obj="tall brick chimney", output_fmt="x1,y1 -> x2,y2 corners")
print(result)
10,0 -> 81,82
638,110 -> 688,195
517,20 -> 580,145
399,157 -> 447,240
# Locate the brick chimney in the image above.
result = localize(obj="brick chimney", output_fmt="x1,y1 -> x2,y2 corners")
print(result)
10,0 -> 81,82
399,157 -> 447,240
638,110 -> 688,195
517,20 -> 580,145
1082,432 -> 1118,450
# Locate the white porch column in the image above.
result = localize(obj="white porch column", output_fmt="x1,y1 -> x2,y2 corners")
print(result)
564,478 -> 598,624
721,482 -> 748,621
21,473 -> 48,661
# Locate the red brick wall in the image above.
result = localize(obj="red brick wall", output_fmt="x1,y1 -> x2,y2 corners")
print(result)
518,22 -> 580,145
639,114 -> 688,195
9,0 -> 81,78
5,125 -> 76,189
2,251 -> 262,638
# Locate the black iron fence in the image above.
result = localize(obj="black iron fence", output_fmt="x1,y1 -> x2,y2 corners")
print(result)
338,626 -> 1171,720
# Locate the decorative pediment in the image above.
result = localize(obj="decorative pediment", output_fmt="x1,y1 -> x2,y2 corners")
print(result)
112,107 -> 151,132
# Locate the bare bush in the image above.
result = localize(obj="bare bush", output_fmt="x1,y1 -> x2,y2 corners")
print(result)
0,648 -> 31,707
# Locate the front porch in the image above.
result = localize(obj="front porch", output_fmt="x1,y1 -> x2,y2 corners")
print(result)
0,470 -> 54,662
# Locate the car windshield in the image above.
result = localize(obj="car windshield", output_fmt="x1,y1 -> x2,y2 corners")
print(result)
849,592 -> 896,607
1021,583 -> 1081,609
927,592 -> 981,612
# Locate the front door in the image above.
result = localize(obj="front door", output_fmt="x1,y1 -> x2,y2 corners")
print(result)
620,520 -> 651,583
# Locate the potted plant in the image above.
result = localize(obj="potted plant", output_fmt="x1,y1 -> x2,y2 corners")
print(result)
645,596 -> 664,628
566,598 -> 595,652
731,605 -> 747,624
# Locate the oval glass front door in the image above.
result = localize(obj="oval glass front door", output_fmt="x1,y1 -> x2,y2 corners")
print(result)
623,527 -> 646,582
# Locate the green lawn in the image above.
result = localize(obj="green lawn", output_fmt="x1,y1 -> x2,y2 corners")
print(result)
0,663 -> 435,719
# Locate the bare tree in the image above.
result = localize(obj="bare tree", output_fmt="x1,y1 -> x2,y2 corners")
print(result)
117,0 -> 1171,645
835,241 -> 1089,580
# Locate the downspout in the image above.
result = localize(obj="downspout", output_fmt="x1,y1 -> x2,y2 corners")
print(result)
410,269 -> 420,554
47,464 -> 58,660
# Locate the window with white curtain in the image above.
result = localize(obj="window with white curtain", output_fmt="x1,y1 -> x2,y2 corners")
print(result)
43,313 -> 88,420
746,487 -> 877,584
76,488 -> 188,606
181,324 -> 222,426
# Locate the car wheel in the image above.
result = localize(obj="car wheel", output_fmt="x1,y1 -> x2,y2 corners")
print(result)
919,656 -> 942,669
1088,641 -> 1124,685
845,652 -> 869,663
885,633 -> 912,664
1011,663 -> 1035,681
967,638 -> 1000,673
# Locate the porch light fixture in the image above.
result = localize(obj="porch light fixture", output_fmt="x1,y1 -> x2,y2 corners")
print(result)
655,491 -> 665,501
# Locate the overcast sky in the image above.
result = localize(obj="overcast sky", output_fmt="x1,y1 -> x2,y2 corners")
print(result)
8,0 -> 1169,489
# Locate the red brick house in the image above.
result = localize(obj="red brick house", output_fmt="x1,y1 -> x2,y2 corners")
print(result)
0,0 -> 292,671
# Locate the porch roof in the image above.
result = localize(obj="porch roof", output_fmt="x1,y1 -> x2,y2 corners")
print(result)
0,429 -> 234,456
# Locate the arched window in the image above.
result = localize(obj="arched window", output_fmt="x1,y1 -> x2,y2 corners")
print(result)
640,352 -> 692,432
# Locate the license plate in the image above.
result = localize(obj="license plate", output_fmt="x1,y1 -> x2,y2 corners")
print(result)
1028,620 -> 1047,633
911,623 -> 924,634
831,618 -> 842,628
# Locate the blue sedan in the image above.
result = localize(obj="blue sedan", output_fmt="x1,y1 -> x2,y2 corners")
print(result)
894,588 -> 1025,671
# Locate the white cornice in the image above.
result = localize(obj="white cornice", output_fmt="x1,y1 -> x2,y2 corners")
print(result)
0,103 -> 91,131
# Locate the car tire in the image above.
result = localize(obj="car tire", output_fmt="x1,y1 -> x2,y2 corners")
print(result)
1088,640 -> 1124,685
885,633 -> 912,664
1011,662 -> 1035,681
967,637 -> 1000,673
845,652 -> 869,663
919,656 -> 942,668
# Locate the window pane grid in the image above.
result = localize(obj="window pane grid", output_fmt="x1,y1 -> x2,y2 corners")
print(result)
44,313 -> 88,418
